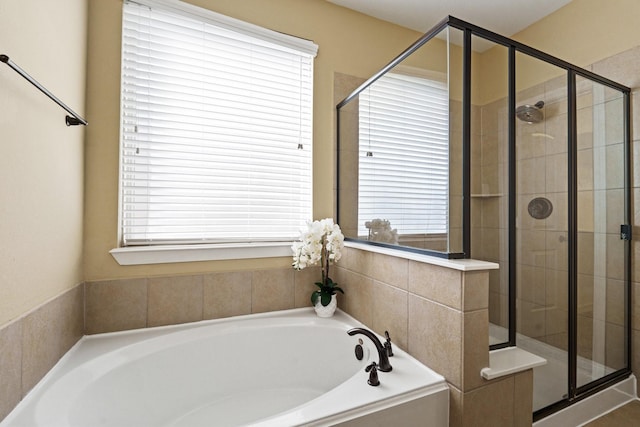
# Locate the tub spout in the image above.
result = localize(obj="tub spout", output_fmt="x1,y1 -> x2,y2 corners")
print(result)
347,328 -> 392,372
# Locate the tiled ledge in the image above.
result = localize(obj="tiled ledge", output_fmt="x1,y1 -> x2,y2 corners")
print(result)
345,241 -> 499,271
481,347 -> 547,380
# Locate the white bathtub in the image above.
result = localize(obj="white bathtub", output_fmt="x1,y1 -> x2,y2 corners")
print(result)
2,309 -> 449,427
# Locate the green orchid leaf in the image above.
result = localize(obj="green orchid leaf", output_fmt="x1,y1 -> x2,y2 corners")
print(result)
311,290 -> 321,305
320,292 -> 332,306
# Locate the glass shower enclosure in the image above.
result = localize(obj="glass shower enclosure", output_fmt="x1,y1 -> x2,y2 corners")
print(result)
336,16 -> 631,420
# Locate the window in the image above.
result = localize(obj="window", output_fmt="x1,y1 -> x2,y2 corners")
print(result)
358,70 -> 449,237
119,0 -> 317,248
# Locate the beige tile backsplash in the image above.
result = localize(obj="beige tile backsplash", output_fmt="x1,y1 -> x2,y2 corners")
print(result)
0,284 -> 84,421
408,294 -> 463,387
148,275 -> 204,327
251,268 -> 295,313
370,253 -> 409,290
86,268 -> 313,334
0,321 -> 22,421
408,261 -> 463,309
371,279 -> 409,350
203,271 -> 252,319
86,278 -> 148,334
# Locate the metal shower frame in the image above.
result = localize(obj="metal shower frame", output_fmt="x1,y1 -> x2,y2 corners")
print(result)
336,15 -> 632,420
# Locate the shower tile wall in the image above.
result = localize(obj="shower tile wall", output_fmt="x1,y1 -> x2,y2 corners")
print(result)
478,78 -> 574,347
449,99 -> 469,254
473,96 -> 509,332
514,78 -> 570,349
335,72 -> 365,240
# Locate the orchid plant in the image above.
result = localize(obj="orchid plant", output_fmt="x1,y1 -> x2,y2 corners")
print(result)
292,218 -> 345,307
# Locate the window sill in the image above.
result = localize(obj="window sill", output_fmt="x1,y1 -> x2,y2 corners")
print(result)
110,242 -> 293,265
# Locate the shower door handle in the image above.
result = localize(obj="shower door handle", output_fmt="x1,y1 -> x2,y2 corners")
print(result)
620,224 -> 632,241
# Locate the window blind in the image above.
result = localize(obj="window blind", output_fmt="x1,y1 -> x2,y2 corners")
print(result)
120,0 -> 317,246
358,71 -> 449,236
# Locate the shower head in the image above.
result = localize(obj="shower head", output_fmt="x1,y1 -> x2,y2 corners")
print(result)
516,100 -> 544,124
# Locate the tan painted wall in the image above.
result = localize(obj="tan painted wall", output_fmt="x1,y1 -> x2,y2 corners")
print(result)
0,0 -> 87,327
83,0 -> 423,280
513,0 -> 640,68
477,0 -> 640,105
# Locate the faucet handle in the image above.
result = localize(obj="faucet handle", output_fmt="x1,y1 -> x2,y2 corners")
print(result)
365,362 -> 380,386
384,331 -> 394,357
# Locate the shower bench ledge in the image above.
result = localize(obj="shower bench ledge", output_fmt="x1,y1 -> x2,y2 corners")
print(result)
481,347 -> 547,380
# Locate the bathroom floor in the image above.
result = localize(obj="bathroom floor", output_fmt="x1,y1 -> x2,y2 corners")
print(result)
584,400 -> 640,426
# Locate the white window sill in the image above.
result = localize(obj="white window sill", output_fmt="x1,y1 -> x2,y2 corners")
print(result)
110,242 -> 293,265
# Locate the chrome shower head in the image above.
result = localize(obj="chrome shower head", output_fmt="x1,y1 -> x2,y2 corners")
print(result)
516,100 -> 544,124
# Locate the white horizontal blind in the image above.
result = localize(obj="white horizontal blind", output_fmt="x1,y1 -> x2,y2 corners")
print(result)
120,0 -> 316,246
358,72 -> 449,236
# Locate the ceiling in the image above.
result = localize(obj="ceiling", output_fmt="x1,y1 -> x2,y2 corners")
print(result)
327,0 -> 572,38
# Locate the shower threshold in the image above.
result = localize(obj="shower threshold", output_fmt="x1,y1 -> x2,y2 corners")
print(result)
533,374 -> 636,426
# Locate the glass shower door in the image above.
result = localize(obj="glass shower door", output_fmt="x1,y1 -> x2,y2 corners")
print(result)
514,52 -> 569,412
575,75 -> 628,388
